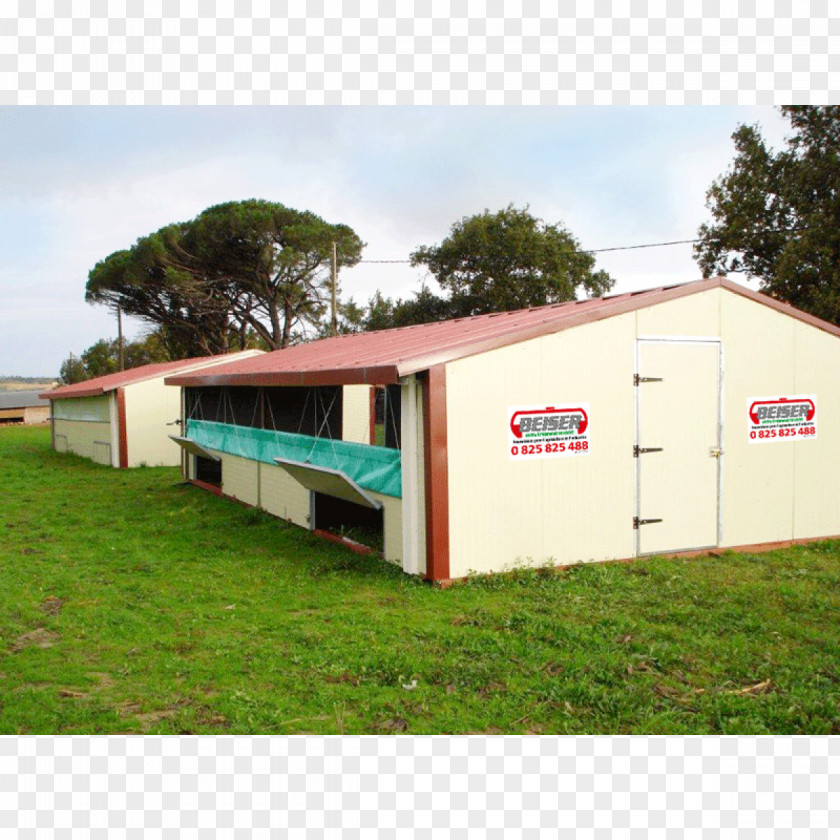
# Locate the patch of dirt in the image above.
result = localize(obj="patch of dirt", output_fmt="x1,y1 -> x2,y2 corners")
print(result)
477,681 -> 507,699
40,596 -> 64,615
89,672 -> 115,689
379,717 -> 409,732
193,708 -> 231,728
117,698 -> 192,731
450,614 -> 482,627
322,671 -> 361,686
10,627 -> 59,652
134,709 -> 178,726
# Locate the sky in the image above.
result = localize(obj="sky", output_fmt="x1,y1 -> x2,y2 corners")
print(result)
0,106 -> 791,378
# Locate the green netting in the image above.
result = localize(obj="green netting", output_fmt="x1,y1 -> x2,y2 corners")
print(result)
186,418 -> 402,499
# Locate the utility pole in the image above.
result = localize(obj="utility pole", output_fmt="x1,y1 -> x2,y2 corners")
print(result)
331,241 -> 338,336
117,305 -> 125,371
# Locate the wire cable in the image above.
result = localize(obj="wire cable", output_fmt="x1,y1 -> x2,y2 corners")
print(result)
356,228 -> 814,264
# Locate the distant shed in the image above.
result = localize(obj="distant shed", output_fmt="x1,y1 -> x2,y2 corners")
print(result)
0,390 -> 51,425
42,351 -> 263,468
165,277 -> 840,582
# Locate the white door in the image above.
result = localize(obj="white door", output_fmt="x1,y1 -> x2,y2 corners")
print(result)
636,339 -> 721,555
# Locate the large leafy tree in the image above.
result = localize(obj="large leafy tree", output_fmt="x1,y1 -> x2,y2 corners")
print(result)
87,228 -> 236,358
185,201 -> 364,347
86,200 -> 364,354
409,205 -> 614,318
695,106 -> 840,324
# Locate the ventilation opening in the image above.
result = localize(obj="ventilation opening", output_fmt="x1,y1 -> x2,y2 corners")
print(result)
373,384 -> 401,449
313,491 -> 384,553
195,455 -> 222,486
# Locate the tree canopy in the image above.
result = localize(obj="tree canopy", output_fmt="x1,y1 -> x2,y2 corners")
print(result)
86,200 -> 365,355
58,331 -> 172,385
694,106 -> 840,324
409,205 -> 614,318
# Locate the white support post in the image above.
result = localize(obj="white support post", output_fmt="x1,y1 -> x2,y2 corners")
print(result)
400,375 -> 425,575
108,391 -> 120,468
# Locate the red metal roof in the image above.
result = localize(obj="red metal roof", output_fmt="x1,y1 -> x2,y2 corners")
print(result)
43,350 -> 264,400
165,277 -> 840,388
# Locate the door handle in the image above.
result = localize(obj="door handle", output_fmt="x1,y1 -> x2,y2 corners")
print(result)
709,447 -> 723,458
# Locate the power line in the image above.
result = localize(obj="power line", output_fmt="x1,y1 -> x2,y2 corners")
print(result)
357,236 -> 703,264
587,237 -> 701,254
356,227 -> 813,264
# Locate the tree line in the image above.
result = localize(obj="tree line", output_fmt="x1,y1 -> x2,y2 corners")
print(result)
62,106 -> 840,383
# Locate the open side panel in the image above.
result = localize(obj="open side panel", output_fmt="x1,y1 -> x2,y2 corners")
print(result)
274,458 -> 382,510
169,435 -> 221,462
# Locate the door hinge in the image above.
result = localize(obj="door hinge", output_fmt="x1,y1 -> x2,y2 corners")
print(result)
633,445 -> 663,457
634,374 -> 663,386
633,517 -> 663,529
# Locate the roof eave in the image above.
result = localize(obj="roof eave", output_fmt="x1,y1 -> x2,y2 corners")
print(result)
716,277 -> 840,339
396,277 -> 727,376
43,387 -> 108,400
165,365 -> 402,388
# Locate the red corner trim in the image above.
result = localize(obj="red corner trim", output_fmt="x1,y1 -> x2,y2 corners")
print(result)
116,387 -> 128,469
422,365 -> 450,582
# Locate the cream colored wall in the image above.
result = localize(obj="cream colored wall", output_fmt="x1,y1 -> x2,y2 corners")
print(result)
259,462 -> 312,528
445,311 -> 639,578
53,417 -> 112,462
365,490 -> 403,564
717,292 -> 840,546
342,385 -> 372,444
635,287 -> 723,337
445,285 -> 840,577
717,293 -> 795,545
219,452 -> 260,506
123,377 -> 183,467
791,320 -> 840,540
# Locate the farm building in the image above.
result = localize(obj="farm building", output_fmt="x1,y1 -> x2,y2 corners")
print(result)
165,277 -> 840,583
0,390 -> 51,425
42,351 -> 263,468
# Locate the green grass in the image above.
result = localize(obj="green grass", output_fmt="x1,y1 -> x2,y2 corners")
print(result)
2,425 -> 840,734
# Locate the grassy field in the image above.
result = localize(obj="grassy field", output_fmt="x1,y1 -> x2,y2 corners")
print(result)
2,424 -> 840,735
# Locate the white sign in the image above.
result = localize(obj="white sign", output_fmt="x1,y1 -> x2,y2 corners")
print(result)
508,403 -> 590,461
747,394 -> 817,443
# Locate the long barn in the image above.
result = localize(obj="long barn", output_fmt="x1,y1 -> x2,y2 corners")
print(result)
42,351 -> 262,468
165,277 -> 840,583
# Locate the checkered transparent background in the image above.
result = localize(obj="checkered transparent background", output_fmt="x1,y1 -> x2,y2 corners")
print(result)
0,1 -> 837,105
1,736 -> 839,838
1,1 -> 838,835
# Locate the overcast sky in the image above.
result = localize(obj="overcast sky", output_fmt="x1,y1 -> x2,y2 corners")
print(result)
0,106 -> 791,377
